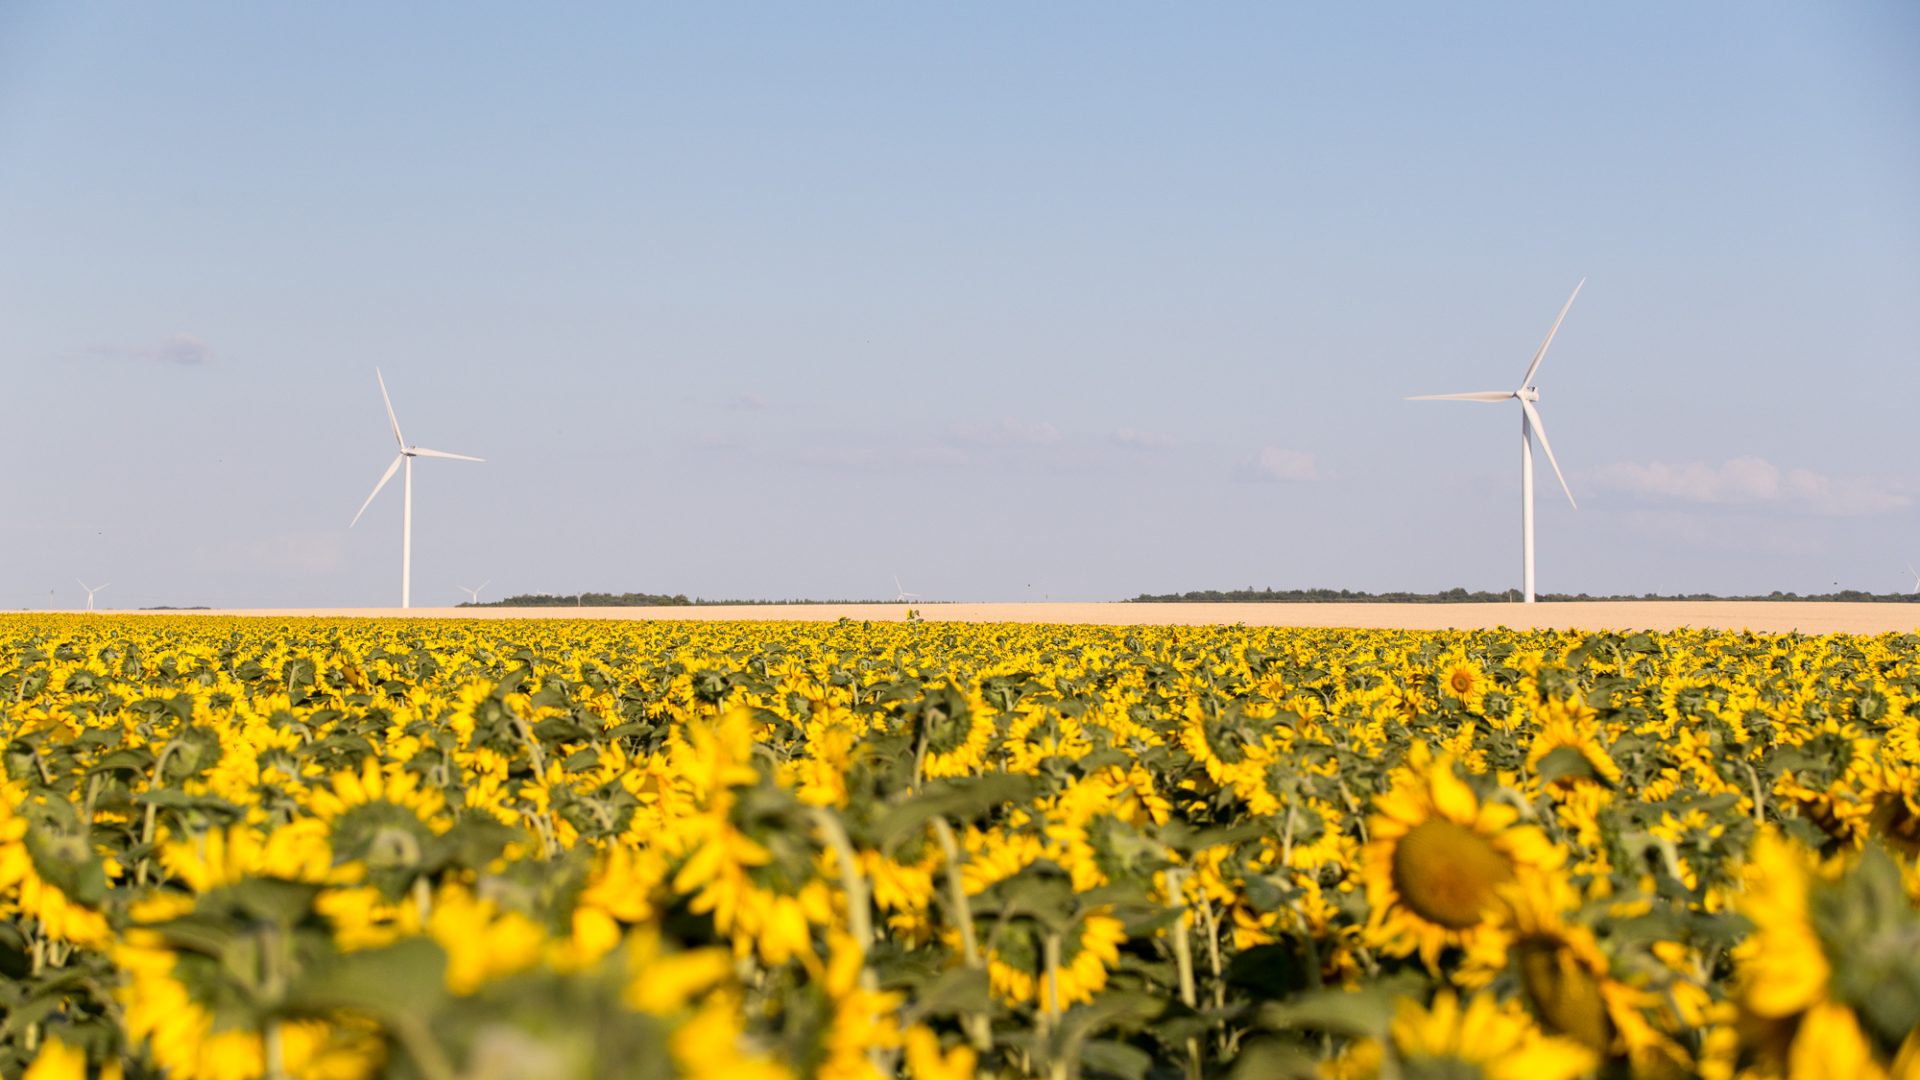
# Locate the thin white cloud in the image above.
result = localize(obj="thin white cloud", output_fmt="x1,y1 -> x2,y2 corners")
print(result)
1111,427 -> 1177,450
208,531 -> 346,575
723,391 -> 769,411
88,332 -> 213,365
949,417 -> 1064,448
793,445 -> 971,470
1236,446 -> 1318,483
1591,457 -> 1910,517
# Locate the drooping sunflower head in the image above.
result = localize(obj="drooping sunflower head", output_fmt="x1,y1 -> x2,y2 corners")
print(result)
1525,704 -> 1622,791
1381,992 -> 1598,1080
1364,746 -> 1560,966
1735,833 -> 1920,1066
984,911 -> 1126,1012
917,685 -> 994,780
1488,872 -> 1691,1068
305,758 -> 449,894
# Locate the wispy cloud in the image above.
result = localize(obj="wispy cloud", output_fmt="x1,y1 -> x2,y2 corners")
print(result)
1235,446 -> 1318,483
1590,457 -> 1910,518
722,391 -> 769,411
213,531 -> 346,575
87,332 -> 213,366
1111,427 -> 1177,450
793,445 -> 972,470
949,417 -> 1064,448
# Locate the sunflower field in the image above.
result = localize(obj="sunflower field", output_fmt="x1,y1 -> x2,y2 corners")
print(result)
0,614 -> 1916,1080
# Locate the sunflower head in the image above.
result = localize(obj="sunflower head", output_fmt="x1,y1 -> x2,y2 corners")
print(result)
1736,832 -> 1920,1066
1379,992 -> 1597,1080
1436,659 -> 1490,712
1364,747 -> 1559,966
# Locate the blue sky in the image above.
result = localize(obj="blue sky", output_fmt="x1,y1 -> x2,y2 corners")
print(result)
0,3 -> 1915,607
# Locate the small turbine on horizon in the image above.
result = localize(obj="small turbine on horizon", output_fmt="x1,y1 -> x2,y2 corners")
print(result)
1908,565 -> 1919,595
350,370 -> 483,609
1408,279 -> 1585,604
458,580 -> 492,605
77,579 -> 109,612
893,576 -> 921,603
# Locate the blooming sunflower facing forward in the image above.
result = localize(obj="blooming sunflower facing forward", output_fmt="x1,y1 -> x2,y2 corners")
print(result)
1436,657 -> 1491,713
1363,745 -> 1559,967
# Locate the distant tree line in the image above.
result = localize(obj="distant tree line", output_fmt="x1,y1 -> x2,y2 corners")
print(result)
461,593 -> 918,608
1128,587 -> 1920,604
463,592 -> 695,608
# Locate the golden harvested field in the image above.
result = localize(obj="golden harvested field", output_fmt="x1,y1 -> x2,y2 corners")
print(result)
1,614 -> 1915,1078
132,602 -> 1920,635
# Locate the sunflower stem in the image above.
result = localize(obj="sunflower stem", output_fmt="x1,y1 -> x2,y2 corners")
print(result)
1196,894 -> 1228,1055
1165,869 -> 1203,1080
390,1013 -> 458,1080
1041,930 -> 1064,1037
930,815 -> 994,1053
1742,760 -> 1767,826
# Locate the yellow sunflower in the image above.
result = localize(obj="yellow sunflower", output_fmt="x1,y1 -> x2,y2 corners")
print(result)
1492,875 -> 1692,1075
1526,702 -> 1622,790
1437,657 -> 1490,713
984,912 -> 1126,1010
1363,745 -> 1560,967
1733,832 -> 1830,1023
1378,992 -> 1597,1080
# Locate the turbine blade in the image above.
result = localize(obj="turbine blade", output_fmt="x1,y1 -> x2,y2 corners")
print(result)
1519,278 -> 1586,388
351,454 -> 405,527
409,447 -> 484,462
376,369 -> 406,449
478,580 -> 490,590
1519,398 -> 1577,509
1406,391 -> 1515,402
76,578 -> 88,590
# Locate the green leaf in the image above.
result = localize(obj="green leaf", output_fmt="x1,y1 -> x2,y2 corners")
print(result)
1255,976 -> 1427,1039
900,967 -> 990,1022
874,774 -> 1042,851
1224,1036 -> 1323,1080
1535,745 -> 1609,787
1078,1039 -> 1153,1080
286,938 -> 450,1017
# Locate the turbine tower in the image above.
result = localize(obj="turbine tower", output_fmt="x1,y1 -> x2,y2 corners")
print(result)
1908,565 -> 1919,595
893,576 -> 921,603
458,580 -> 492,605
1408,279 -> 1585,604
350,370 -> 483,609
77,580 -> 109,612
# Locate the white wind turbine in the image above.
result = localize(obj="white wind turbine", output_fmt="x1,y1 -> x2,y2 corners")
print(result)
458,580 -> 492,605
1907,565 -> 1919,595
349,370 -> 483,609
893,576 -> 921,603
1408,279 -> 1585,604
77,580 -> 109,612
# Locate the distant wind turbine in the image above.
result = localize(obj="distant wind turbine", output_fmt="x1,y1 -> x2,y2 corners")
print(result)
1408,279 -> 1585,604
77,579 -> 109,612
349,370 -> 483,609
458,580 -> 492,605
893,576 -> 921,603
1908,565 -> 1919,595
